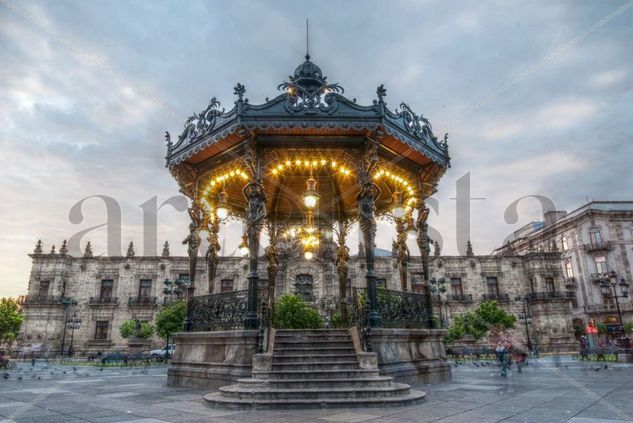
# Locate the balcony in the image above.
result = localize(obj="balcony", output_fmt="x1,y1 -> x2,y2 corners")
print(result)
447,293 -> 473,303
525,291 -> 575,302
20,295 -> 66,306
564,277 -> 577,289
128,296 -> 157,307
584,302 -> 633,314
584,241 -> 611,253
481,293 -> 510,302
89,296 -> 119,307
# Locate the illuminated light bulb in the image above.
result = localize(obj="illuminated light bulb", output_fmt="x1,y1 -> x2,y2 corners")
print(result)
238,234 -> 249,257
320,159 -> 326,165
303,177 -> 319,208
392,191 -> 405,219
285,160 -> 291,166
331,161 -> 337,168
272,169 -> 278,175
295,159 -> 301,166
216,190 -> 229,220
304,251 -> 314,260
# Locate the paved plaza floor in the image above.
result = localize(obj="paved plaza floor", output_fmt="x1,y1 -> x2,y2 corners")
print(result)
1,356 -> 633,423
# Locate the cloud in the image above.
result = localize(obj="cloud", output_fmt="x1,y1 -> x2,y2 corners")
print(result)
0,0 -> 632,297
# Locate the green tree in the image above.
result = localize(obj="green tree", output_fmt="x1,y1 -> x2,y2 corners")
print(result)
274,294 -> 324,329
596,322 -> 608,335
0,298 -> 23,348
155,301 -> 186,345
624,322 -> 633,334
119,319 -> 154,339
444,301 -> 516,344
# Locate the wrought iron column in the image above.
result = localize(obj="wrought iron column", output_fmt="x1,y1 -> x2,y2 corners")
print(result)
265,222 -> 280,307
416,204 -> 434,328
183,201 -> 202,331
358,140 -> 380,328
394,217 -> 409,291
243,140 -> 266,330
206,215 -> 220,294
335,220 -> 351,325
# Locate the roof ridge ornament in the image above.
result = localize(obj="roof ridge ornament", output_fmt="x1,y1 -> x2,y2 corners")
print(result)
398,102 -> 436,145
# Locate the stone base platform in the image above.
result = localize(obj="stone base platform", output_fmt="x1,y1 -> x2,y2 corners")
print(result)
370,328 -> 452,384
167,330 -> 259,390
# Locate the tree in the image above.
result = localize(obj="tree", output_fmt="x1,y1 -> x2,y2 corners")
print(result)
624,322 -> 633,335
274,294 -> 324,329
444,301 -> 516,344
0,298 -> 23,349
119,319 -> 154,340
155,301 -> 186,345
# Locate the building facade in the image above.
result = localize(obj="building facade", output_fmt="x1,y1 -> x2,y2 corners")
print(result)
20,237 -> 576,355
495,201 -> 633,335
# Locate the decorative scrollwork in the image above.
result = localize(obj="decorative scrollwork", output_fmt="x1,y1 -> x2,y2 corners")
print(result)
278,56 -> 344,112
352,288 -> 432,329
399,102 -> 436,144
244,180 -> 266,236
189,290 -> 249,331
178,97 -> 225,144
234,83 -> 246,101
376,84 -> 387,104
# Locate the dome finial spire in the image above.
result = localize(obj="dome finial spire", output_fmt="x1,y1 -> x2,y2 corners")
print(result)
305,18 -> 310,60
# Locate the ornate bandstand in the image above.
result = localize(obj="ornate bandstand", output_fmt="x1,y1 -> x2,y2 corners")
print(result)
166,54 -> 451,408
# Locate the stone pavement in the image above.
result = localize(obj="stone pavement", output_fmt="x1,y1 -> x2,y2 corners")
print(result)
1,356 -> 633,423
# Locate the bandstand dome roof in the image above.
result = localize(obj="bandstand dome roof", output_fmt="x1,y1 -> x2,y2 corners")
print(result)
165,55 -> 450,171
165,55 -> 450,222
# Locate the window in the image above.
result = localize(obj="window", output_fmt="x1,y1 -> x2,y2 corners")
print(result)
138,279 -> 152,298
595,256 -> 608,274
412,283 -> 429,295
451,278 -> 463,296
590,229 -> 603,247
375,278 -> 386,288
100,279 -> 113,300
486,277 -> 499,296
178,273 -> 189,284
94,321 -> 109,340
545,277 -> 555,292
295,274 -> 313,302
38,280 -> 50,298
561,235 -> 568,251
220,279 -> 234,293
565,260 -> 574,278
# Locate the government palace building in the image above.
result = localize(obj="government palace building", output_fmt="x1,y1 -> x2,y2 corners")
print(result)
18,200 -> 633,355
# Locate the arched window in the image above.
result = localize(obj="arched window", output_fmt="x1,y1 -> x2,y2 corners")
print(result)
295,274 -> 313,302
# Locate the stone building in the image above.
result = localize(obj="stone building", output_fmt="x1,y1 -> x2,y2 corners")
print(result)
494,201 -> 633,335
20,237 -> 575,355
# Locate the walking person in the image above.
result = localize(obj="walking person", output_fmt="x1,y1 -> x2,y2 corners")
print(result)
579,335 -> 589,361
495,340 -> 509,377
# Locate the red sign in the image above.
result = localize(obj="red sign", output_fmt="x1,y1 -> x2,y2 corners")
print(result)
586,325 -> 598,334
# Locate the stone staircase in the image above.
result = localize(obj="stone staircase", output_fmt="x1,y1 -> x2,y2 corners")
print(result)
203,329 -> 426,409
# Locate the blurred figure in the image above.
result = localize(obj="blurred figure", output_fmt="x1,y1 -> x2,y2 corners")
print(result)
579,335 -> 589,360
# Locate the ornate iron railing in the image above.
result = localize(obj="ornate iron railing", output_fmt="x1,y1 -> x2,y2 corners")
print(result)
128,296 -> 157,306
89,296 -> 119,305
481,293 -> 510,302
448,293 -> 473,303
352,288 -> 433,330
525,291 -> 575,302
189,290 -> 249,331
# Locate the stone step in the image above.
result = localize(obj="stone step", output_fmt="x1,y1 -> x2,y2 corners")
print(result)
272,354 -> 358,364
252,369 -> 379,380
271,361 -> 358,371
203,389 -> 426,410
275,337 -> 354,347
275,333 -> 352,342
274,346 -> 356,355
218,383 -> 411,400
236,376 -> 395,389
275,329 -> 350,335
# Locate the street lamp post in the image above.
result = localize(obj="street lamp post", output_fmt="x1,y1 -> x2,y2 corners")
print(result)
598,271 -> 630,334
429,277 -> 447,328
67,313 -> 81,356
59,298 -> 77,359
515,295 -> 537,356
161,276 -> 188,360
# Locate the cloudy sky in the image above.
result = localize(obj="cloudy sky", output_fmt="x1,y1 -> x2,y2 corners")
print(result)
1,0 -> 632,297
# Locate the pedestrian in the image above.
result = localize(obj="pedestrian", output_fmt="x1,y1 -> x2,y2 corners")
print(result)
579,336 -> 589,361
495,340 -> 509,377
